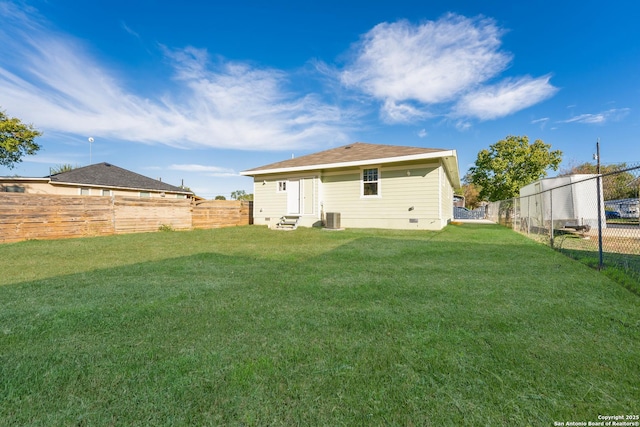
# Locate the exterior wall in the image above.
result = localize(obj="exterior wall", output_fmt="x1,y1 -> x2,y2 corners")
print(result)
0,180 -> 187,198
250,161 -> 453,230
322,162 -> 443,230
439,164 -> 455,228
252,172 -> 322,228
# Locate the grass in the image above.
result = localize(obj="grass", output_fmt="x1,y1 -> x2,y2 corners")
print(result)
1,225 -> 638,426
554,231 -> 640,295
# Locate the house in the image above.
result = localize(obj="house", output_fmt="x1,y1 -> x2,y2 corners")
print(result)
519,174 -> 605,230
240,142 -> 461,230
0,162 -> 193,199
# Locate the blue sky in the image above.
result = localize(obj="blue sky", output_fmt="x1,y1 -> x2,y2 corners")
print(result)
1,0 -> 638,198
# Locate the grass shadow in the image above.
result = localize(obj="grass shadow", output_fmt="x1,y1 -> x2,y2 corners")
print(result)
2,226 -> 639,424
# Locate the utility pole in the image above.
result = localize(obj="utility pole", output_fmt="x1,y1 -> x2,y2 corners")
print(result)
595,139 -> 603,270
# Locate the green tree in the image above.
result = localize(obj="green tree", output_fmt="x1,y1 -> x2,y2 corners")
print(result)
214,195 -> 226,200
49,164 -> 77,175
230,190 -> 253,201
0,109 -> 42,168
468,135 -> 562,201
459,175 -> 483,209
560,162 -> 638,201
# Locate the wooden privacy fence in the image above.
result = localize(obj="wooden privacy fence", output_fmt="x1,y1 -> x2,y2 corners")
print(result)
0,193 -> 252,244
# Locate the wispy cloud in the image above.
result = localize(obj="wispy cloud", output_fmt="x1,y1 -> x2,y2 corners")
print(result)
531,117 -> 550,124
559,108 -> 630,124
0,2 -> 351,151
454,76 -> 557,120
169,164 -> 237,177
531,117 -> 550,129
120,21 -> 140,39
340,14 -> 557,123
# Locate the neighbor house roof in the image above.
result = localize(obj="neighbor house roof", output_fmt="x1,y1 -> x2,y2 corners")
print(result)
241,142 -> 460,187
47,162 -> 191,194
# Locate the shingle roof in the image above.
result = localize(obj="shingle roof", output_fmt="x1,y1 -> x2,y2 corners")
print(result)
241,142 -> 452,174
47,162 -> 190,193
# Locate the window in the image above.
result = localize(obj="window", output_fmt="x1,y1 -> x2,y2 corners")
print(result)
80,188 -> 90,195
102,189 -> 111,196
3,185 -> 25,193
140,192 -> 150,198
277,181 -> 287,192
362,168 -> 379,196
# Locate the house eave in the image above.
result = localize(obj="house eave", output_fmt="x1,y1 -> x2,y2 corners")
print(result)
241,150 -> 459,177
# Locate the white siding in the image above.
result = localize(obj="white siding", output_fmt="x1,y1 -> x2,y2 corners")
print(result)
251,162 -> 452,230
439,162 -> 455,227
321,163 -> 443,229
252,173 -> 321,228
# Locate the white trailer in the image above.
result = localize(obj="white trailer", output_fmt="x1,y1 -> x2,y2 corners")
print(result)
519,174 -> 606,232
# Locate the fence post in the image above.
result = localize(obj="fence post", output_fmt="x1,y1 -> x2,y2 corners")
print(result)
527,195 -> 531,234
549,188 -> 554,248
596,174 -> 604,270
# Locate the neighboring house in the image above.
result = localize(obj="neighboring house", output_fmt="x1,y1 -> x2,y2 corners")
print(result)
0,162 -> 193,199
240,142 -> 461,230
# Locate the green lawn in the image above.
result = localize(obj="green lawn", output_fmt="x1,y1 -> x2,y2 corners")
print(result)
1,225 -> 638,426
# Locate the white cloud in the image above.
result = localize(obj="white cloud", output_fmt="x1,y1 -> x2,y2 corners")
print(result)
342,16 -> 509,104
340,14 -> 557,123
559,108 -> 630,125
454,76 -> 558,120
531,117 -> 550,130
0,3 -> 351,151
380,100 -> 429,123
531,117 -> 550,124
169,164 -> 237,177
417,129 -> 428,138
455,121 -> 472,131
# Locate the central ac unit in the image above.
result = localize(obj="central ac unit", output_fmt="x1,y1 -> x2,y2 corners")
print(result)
326,212 -> 340,229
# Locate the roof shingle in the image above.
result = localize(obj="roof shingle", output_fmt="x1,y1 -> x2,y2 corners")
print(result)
242,142 -> 451,173
47,163 -> 190,193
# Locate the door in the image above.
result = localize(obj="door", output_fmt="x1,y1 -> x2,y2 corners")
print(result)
302,177 -> 314,215
287,179 -> 301,214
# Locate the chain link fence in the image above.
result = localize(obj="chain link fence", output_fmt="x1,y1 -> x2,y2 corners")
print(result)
486,163 -> 640,287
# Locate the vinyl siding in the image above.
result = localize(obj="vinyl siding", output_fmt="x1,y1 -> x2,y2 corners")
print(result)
252,173 -> 321,228
251,162 -> 450,230
439,163 -> 455,227
321,163 -> 442,229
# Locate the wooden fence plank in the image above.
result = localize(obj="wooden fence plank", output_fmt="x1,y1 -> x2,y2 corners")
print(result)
0,193 -> 251,243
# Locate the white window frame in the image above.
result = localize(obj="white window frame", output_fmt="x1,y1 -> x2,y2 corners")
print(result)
277,181 -> 287,193
80,187 -> 90,196
102,189 -> 111,196
361,166 -> 381,198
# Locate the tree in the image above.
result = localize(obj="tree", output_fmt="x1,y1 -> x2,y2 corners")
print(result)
0,109 -> 42,168
49,164 -> 77,175
214,195 -> 226,200
230,190 -> 253,201
459,175 -> 482,209
560,162 -> 638,201
468,135 -> 562,201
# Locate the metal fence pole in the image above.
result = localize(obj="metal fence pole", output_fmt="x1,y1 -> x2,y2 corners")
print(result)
550,188 -> 554,248
596,174 -> 604,270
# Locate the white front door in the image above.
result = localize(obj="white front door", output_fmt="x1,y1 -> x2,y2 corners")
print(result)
287,179 -> 301,214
